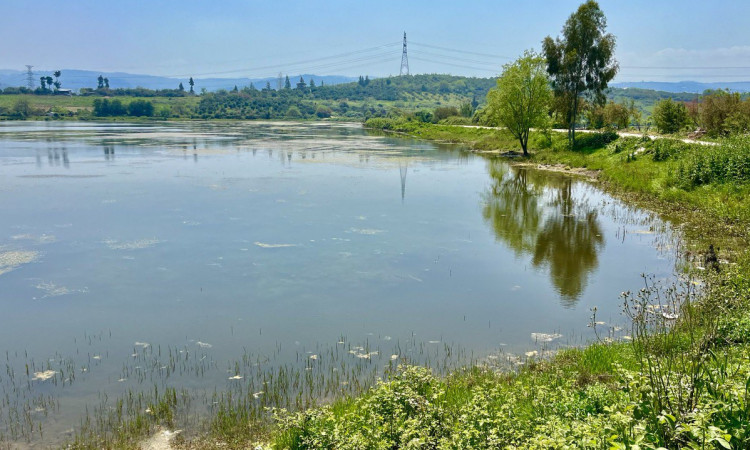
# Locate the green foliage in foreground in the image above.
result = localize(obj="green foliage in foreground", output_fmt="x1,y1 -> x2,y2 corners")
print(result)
248,120 -> 750,449
268,256 -> 750,449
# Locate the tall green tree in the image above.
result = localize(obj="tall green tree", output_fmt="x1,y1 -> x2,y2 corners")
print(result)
53,71 -> 62,90
97,75 -> 104,89
104,77 -> 109,89
542,0 -> 618,146
178,82 -> 185,92
485,51 -> 551,156
284,75 -> 291,89
40,77 -> 47,91
652,98 -> 688,134
189,77 -> 195,94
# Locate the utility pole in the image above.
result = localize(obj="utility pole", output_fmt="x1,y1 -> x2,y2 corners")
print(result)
399,32 -> 409,76
25,65 -> 35,90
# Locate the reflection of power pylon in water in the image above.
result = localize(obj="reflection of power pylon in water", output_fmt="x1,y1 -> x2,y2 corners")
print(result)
399,161 -> 408,202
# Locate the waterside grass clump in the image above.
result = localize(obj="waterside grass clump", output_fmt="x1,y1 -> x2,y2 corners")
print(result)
266,256 -> 750,449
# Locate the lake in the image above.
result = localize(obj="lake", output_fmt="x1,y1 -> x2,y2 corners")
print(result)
0,121 -> 679,444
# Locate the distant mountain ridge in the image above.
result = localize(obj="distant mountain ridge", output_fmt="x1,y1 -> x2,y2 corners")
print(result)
4,69 -> 750,95
612,81 -> 750,94
0,69 -> 356,92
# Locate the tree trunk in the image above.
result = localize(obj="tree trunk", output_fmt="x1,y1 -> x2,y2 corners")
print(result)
570,96 -> 579,147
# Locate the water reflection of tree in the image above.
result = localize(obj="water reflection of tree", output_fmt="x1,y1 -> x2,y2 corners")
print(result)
483,160 -> 603,306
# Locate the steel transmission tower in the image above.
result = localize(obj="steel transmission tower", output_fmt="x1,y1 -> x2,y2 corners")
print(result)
399,32 -> 409,76
25,65 -> 34,90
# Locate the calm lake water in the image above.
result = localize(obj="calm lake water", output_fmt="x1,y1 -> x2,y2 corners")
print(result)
0,121 -> 679,444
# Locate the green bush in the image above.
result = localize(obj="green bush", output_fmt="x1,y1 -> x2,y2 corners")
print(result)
573,131 -> 618,150
314,105 -> 332,118
653,98 -> 689,134
93,98 -> 127,116
651,139 -> 690,162
675,136 -> 750,187
439,116 -> 473,125
433,106 -> 459,122
285,105 -> 302,119
127,99 -> 154,117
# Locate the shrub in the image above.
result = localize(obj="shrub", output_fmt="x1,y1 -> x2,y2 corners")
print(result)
314,105 -> 332,118
127,100 -> 154,117
651,139 -> 690,162
11,98 -> 33,118
674,136 -> 750,187
93,98 -> 127,116
573,131 -> 618,150
439,116 -> 473,125
433,106 -> 459,122
285,106 -> 302,119
653,98 -> 689,134
414,110 -> 433,123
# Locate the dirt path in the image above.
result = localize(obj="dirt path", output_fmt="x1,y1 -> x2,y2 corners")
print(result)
459,125 -> 718,146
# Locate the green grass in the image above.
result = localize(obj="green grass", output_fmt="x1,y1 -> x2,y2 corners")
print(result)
0,94 -> 201,119
269,118 -> 750,450
0,92 -> 472,122
263,256 -> 750,449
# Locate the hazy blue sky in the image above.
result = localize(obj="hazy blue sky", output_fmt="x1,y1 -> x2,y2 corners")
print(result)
3,0 -> 749,81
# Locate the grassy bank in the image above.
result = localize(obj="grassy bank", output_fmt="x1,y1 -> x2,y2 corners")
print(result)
190,257 -> 748,449
218,118 -> 750,450
165,120 -> 750,448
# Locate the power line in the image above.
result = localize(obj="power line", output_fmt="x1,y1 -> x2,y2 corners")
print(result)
270,51 -> 398,75
410,49 -> 501,67
409,56 -> 500,74
622,66 -> 750,70
410,41 -> 513,60
249,56 -> 399,81
170,42 -> 401,78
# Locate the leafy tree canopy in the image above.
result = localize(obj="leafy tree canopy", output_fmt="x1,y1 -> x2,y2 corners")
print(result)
486,51 -> 551,155
543,0 -> 618,145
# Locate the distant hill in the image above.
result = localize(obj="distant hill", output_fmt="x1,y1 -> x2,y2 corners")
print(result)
0,69 -> 356,92
612,81 -> 750,94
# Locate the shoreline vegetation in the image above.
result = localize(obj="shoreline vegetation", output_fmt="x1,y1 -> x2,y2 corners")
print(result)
1,120 -> 748,449
0,116 -> 745,449
336,119 -> 750,450
0,118 -> 747,447
53,120 -> 749,449
226,119 -> 750,449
